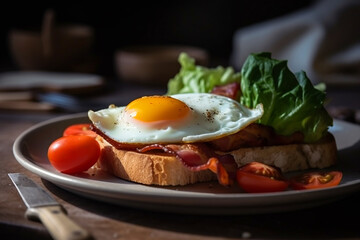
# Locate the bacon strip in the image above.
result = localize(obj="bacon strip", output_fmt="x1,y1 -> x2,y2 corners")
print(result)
209,123 -> 304,151
138,143 -> 237,186
90,124 -> 145,150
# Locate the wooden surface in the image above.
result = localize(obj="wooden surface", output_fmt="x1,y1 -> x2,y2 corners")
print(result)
1,84 -> 360,240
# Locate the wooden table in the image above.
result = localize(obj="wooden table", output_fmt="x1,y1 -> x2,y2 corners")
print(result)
1,84 -> 360,240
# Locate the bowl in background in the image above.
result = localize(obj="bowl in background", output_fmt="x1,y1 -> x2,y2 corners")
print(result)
115,45 -> 209,85
8,9 -> 96,73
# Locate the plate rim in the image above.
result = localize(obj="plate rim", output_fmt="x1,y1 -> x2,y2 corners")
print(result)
12,113 -> 360,213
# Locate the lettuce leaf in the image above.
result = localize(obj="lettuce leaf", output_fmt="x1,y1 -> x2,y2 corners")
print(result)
167,53 -> 241,97
240,52 -> 333,142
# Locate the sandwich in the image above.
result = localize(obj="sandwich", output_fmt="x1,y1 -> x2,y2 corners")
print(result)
88,52 -> 336,187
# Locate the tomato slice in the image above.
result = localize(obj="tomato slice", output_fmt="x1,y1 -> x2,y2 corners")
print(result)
290,171 -> 342,190
48,135 -> 100,174
236,162 -> 289,193
211,82 -> 240,100
63,124 -> 97,138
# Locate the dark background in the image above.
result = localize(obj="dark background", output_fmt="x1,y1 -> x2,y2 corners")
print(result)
0,1 -> 314,77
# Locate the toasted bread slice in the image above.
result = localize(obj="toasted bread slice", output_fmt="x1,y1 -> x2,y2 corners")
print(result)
96,136 -> 217,186
229,133 -> 337,172
95,133 -> 337,186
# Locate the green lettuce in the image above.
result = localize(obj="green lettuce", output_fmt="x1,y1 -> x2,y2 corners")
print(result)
240,52 -> 333,142
167,53 -> 241,97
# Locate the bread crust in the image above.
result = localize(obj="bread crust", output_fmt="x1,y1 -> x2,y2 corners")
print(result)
96,136 -> 217,186
229,133 -> 337,172
96,133 -> 337,186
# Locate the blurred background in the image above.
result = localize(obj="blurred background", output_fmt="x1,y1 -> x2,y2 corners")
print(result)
0,0 -> 314,75
0,0 -> 359,122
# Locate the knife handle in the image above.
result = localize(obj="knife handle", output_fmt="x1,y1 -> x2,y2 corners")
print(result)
26,206 -> 91,240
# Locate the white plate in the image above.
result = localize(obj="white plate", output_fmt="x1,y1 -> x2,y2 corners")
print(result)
12,113 -> 360,214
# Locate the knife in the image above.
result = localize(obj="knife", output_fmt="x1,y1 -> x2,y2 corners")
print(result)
8,173 -> 91,240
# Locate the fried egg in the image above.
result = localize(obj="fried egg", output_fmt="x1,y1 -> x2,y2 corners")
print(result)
88,93 -> 263,144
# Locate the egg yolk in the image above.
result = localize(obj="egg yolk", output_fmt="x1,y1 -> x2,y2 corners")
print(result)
125,96 -> 190,127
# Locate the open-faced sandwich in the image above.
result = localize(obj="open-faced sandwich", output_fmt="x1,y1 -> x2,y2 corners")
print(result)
85,52 -> 338,191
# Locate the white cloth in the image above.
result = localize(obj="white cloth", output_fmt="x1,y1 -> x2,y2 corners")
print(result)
231,0 -> 360,85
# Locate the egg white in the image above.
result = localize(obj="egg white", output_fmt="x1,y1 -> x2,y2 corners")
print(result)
88,93 -> 263,144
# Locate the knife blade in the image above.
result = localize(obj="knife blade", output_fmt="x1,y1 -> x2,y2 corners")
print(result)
8,173 -> 91,240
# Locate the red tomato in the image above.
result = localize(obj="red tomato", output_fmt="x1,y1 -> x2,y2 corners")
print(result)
211,82 -> 240,100
236,162 -> 289,193
290,171 -> 342,190
63,124 -> 97,138
48,135 -> 100,174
